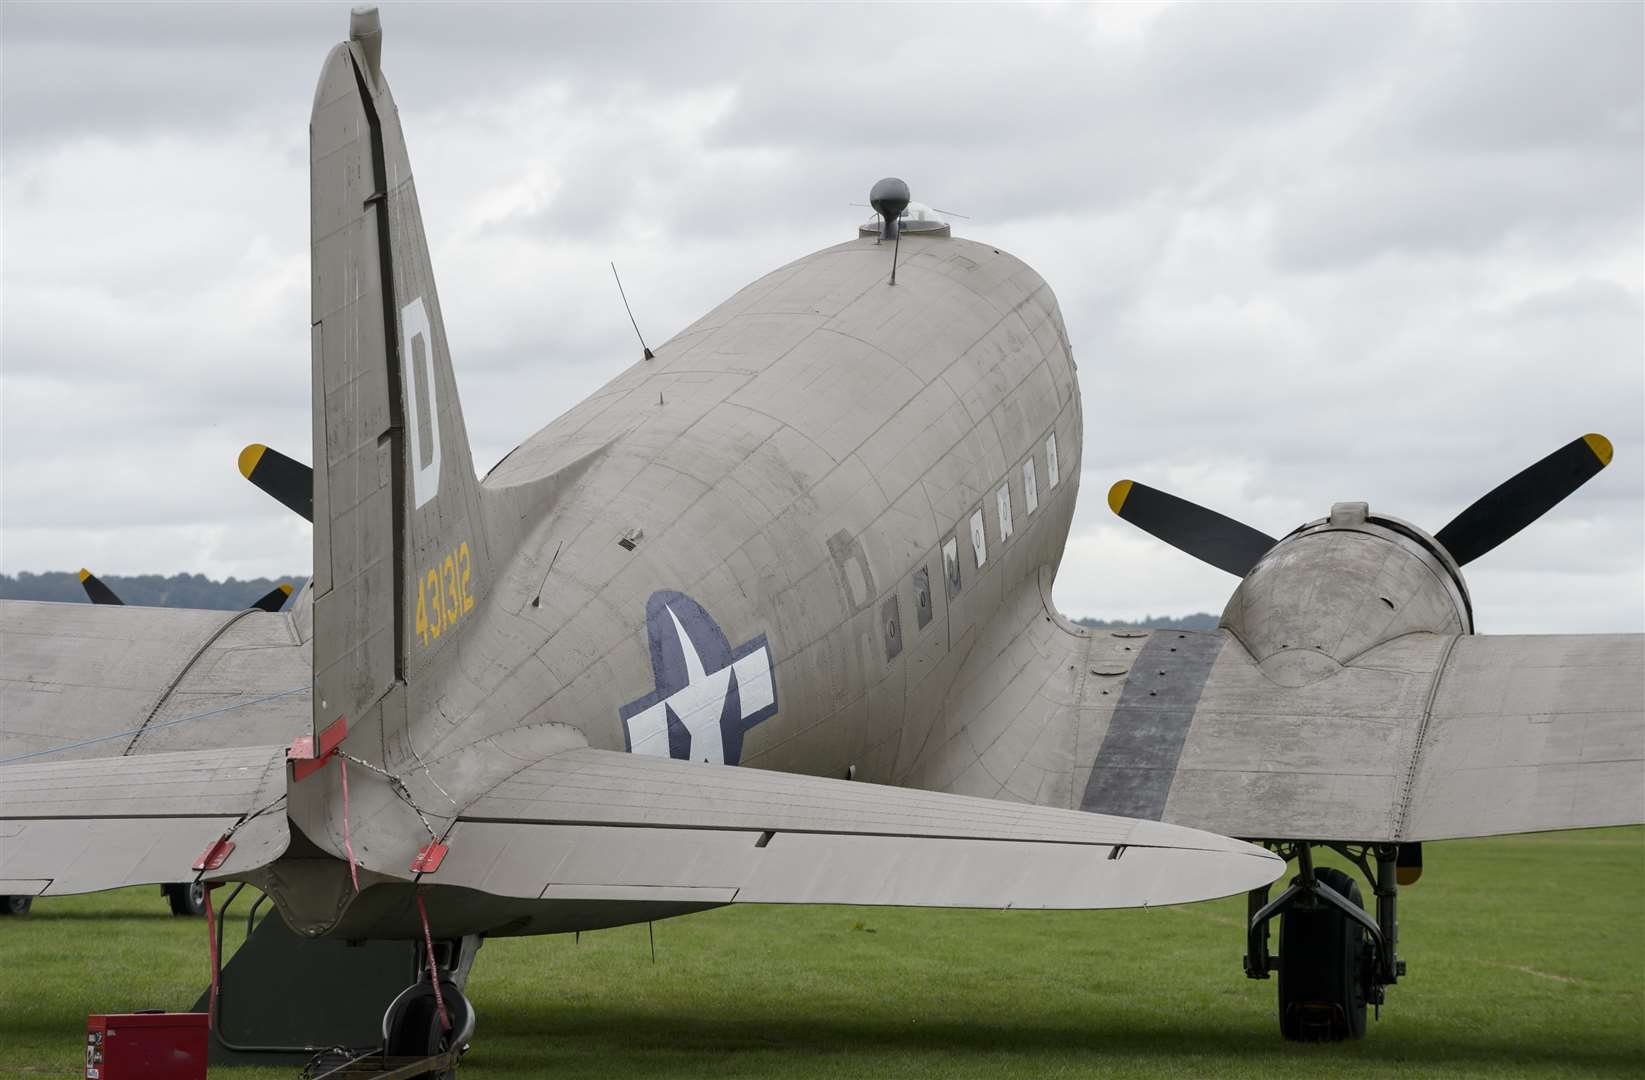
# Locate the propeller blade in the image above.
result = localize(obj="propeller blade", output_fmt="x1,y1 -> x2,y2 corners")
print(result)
1107,480 -> 1279,577
250,582 -> 295,613
78,568 -> 124,606
1433,434 -> 1613,567
238,444 -> 314,522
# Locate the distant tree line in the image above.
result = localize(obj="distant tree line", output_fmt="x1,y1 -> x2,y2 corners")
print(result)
1071,612 -> 1219,631
0,570 -> 1215,628
0,571 -> 306,610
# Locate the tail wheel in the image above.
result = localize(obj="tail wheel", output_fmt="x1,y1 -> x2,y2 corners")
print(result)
1277,867 -> 1368,1042
383,978 -> 472,1080
0,895 -> 32,916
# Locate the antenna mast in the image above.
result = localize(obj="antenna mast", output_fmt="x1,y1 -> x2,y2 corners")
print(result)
610,262 -> 654,361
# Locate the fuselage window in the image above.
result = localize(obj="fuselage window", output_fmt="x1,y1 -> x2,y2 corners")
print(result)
996,484 -> 1013,543
1023,459 -> 1039,515
969,509 -> 987,568
913,566 -> 933,628
1046,432 -> 1060,489
942,536 -> 961,597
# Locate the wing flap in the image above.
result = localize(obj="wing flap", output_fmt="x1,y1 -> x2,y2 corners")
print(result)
431,748 -> 1282,909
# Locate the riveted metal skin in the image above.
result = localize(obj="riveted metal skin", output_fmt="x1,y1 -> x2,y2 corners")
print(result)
0,11 -> 1637,981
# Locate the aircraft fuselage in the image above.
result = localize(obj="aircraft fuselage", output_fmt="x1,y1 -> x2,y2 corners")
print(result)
431,232 -> 1080,793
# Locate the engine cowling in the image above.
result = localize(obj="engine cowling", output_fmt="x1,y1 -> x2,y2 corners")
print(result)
1220,502 -> 1472,687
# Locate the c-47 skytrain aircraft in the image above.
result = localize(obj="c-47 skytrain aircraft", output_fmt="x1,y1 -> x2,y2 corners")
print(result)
2,8 -> 1640,1067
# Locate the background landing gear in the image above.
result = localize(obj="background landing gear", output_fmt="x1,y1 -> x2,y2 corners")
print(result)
1245,842 -> 1406,1042
163,881 -> 206,916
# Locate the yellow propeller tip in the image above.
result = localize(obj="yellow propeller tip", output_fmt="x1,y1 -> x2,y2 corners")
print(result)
78,568 -> 92,582
1583,433 -> 1613,467
1107,480 -> 1133,515
238,443 -> 267,480
278,583 -> 294,596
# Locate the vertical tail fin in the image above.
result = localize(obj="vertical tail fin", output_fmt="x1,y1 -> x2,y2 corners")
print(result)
307,9 -> 488,742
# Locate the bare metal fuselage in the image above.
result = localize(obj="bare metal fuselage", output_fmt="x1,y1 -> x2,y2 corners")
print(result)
277,231 -> 1084,938
440,232 -> 1078,785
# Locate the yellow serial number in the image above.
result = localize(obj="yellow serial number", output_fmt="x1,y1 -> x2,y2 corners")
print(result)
415,541 -> 475,647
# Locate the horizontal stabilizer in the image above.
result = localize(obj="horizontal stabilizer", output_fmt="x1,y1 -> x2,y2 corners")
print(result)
0,745 -> 292,894
422,748 -> 1283,910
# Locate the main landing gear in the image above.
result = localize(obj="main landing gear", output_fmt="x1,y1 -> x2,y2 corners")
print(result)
381,935 -> 479,1080
1243,842 -> 1409,1042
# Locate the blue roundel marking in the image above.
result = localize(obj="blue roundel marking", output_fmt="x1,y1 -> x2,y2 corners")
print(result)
618,591 -> 778,765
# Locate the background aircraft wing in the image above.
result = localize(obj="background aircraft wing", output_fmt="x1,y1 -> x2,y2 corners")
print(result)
0,599 -> 311,765
421,747 -> 1284,909
1074,627 -> 1643,843
0,745 -> 291,897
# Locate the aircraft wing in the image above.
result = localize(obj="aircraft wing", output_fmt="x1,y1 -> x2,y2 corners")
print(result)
0,599 -> 311,765
421,747 -> 1284,909
1074,628 -> 1643,843
1397,633 -> 1644,841
0,745 -> 291,897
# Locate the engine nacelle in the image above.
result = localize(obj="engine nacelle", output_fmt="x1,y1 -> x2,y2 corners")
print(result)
1220,501 -> 1472,686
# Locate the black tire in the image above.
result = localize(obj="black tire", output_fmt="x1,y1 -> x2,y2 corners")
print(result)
164,882 -> 207,917
383,980 -> 468,1080
1277,867 -> 1369,1042
0,895 -> 32,916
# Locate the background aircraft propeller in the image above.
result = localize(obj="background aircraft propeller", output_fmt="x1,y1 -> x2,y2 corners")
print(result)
77,569 -> 123,606
238,443 -> 314,522
78,569 -> 293,612
1108,433 -> 1614,576
251,583 -> 296,613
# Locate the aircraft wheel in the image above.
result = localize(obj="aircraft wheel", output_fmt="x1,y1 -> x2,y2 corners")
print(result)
0,895 -> 32,916
1277,867 -> 1368,1042
164,882 -> 207,917
383,978 -> 473,1079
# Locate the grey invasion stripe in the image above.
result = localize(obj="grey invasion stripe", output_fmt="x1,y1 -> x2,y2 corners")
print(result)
1080,631 -> 1225,821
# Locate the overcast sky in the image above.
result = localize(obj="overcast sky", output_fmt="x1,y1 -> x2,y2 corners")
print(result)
3,2 -> 1640,633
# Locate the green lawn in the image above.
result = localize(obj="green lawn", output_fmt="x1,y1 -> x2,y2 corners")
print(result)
3,829 -> 1641,1078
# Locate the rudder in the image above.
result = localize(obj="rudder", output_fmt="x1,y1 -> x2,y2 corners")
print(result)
307,8 -> 489,746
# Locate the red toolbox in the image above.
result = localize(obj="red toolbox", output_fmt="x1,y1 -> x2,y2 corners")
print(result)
85,1012 -> 208,1080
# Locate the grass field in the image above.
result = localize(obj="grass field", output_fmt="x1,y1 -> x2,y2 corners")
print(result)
4,829 -> 1641,1079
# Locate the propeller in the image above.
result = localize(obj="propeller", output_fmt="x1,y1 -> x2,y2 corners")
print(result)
1433,434 -> 1613,567
238,443 -> 314,522
79,570 -> 294,613
1108,433 -> 1615,575
1106,480 -> 1278,577
78,568 -> 124,606
251,583 -> 296,613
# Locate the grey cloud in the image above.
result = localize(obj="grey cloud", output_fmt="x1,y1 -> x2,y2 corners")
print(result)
2,2 -> 1638,633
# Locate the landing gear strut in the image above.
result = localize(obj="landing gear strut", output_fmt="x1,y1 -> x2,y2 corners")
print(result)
1244,843 -> 1406,1042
